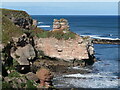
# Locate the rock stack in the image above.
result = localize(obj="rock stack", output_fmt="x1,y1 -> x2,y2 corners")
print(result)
53,18 -> 70,31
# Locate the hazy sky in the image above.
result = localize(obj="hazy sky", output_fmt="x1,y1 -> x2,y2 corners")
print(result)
1,0 -> 120,2
1,2 -> 118,15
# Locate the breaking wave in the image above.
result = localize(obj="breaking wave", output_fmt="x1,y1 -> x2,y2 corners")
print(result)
37,25 -> 51,28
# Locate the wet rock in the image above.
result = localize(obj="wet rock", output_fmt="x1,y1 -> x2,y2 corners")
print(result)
118,77 -> 120,79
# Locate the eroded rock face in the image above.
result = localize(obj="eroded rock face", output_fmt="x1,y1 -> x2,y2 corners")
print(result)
34,35 -> 95,63
53,19 -> 70,31
12,17 -> 37,30
13,18 -> 33,30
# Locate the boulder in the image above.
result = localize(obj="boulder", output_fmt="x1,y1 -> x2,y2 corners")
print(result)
26,72 -> 39,82
36,68 -> 53,88
11,44 -> 35,65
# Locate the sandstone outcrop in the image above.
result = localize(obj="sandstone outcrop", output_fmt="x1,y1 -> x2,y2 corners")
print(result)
34,35 -> 95,64
53,19 -> 70,31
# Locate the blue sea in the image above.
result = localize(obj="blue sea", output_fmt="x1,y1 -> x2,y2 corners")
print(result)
31,15 -> 119,88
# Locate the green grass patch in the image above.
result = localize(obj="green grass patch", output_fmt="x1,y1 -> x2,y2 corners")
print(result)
1,8 -> 30,19
32,29 -> 76,40
8,71 -> 21,78
2,15 -> 24,44
26,80 -> 37,88
2,81 -> 13,89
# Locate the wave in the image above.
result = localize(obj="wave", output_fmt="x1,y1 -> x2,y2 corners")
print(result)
64,77 -> 118,88
37,25 -> 51,28
38,22 -> 44,24
63,73 -> 119,88
69,66 -> 92,72
63,73 -> 118,78
81,35 -> 120,40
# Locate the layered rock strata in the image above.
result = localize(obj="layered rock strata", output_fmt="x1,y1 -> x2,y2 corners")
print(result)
53,19 -> 70,31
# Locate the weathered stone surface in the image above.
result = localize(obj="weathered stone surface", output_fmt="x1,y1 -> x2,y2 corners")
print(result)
36,68 -> 53,88
53,18 -> 70,31
11,44 -> 35,65
4,77 -> 11,82
12,33 -> 29,47
34,35 -> 94,62
32,19 -> 37,28
26,72 -> 39,81
13,17 -> 33,30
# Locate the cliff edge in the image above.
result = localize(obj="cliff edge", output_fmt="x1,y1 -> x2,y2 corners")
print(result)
1,9 -> 96,89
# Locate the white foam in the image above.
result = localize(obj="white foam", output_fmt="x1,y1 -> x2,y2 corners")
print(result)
68,78 -> 119,88
63,73 -> 119,88
38,22 -> 44,24
69,66 -> 92,72
64,73 -> 118,78
81,35 -> 120,40
37,25 -> 51,28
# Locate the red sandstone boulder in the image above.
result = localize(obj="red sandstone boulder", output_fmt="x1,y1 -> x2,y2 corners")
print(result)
36,68 -> 53,88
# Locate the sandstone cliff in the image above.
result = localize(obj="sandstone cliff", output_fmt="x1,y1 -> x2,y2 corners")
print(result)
1,9 -> 95,89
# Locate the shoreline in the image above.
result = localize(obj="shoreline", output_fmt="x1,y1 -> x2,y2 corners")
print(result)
92,38 -> 120,45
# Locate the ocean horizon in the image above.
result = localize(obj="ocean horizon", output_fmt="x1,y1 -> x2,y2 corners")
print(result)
31,15 -> 119,40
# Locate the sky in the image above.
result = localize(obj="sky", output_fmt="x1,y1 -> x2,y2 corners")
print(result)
1,0 -> 120,2
1,2 -> 118,15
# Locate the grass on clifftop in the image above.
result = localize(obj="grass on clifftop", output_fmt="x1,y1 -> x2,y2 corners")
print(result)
1,8 -> 76,45
1,8 -> 31,44
0,8 -> 30,19
31,29 -> 76,40
2,15 -> 23,44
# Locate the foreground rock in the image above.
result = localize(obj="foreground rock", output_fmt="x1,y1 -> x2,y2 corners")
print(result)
11,44 -> 35,65
36,68 -> 53,88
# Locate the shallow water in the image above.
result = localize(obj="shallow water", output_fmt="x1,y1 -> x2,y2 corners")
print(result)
53,44 -> 120,88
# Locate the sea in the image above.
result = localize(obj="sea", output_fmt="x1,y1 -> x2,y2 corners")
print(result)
31,15 -> 120,88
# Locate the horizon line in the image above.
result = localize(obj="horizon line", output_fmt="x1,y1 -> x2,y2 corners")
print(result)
30,14 -> 118,16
